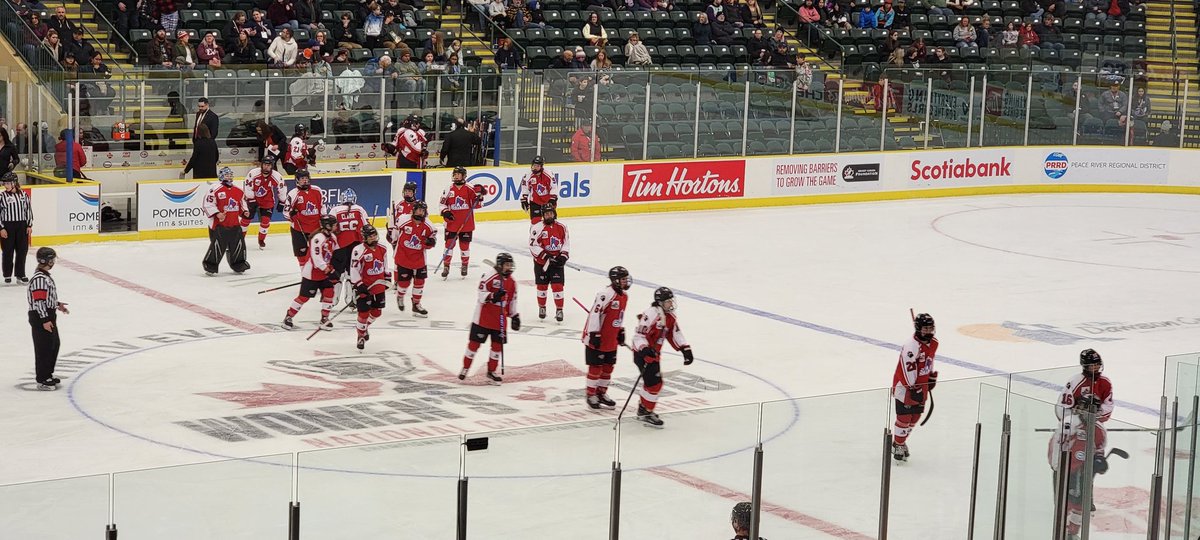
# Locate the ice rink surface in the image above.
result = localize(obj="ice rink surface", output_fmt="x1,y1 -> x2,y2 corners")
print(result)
2,192 -> 1197,539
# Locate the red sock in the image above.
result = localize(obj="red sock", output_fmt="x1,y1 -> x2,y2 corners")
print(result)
586,365 -> 602,396
551,283 -> 564,308
598,364 -> 614,394
412,278 -> 425,304
487,342 -> 502,372
459,239 -> 470,267
463,341 -> 481,369
537,285 -> 548,308
286,295 -> 309,318
319,288 -> 334,319
640,382 -> 662,412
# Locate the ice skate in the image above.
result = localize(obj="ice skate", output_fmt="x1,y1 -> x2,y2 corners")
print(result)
283,316 -> 295,329
412,302 -> 428,317
318,316 -> 333,330
486,371 -> 503,386
539,306 -> 547,320
458,368 -> 469,381
596,393 -> 616,408
891,442 -> 909,462
587,395 -> 601,410
48,377 -> 61,385
441,265 -> 450,279
258,238 -> 266,250
637,405 -> 664,427
356,335 -> 366,350
36,380 -> 58,391
555,309 -> 564,323
396,298 -> 405,312
460,265 -> 468,278
204,271 -> 216,276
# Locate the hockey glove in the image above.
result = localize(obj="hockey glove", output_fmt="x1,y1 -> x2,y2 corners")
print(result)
927,371 -> 938,392
289,208 -> 299,218
490,289 -> 506,303
640,346 -> 658,358
424,236 -> 436,248
275,203 -> 285,213
474,184 -> 485,196
681,346 -> 694,365
381,142 -> 396,155
354,284 -> 369,297
520,197 -> 529,211
553,254 -> 569,266
905,388 -> 925,406
618,329 -> 626,347
441,209 -> 455,221
1094,455 -> 1109,475
511,314 -> 521,331
588,332 -> 602,348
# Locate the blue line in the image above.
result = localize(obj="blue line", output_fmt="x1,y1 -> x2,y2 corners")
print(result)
475,239 -> 1163,420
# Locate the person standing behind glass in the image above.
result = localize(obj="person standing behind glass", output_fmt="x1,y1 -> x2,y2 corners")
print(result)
0,173 -> 32,284
0,127 -> 18,176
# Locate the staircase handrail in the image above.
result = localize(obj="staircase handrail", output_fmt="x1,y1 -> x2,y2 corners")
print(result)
83,0 -> 139,65
0,0 -> 67,106
773,0 -> 844,76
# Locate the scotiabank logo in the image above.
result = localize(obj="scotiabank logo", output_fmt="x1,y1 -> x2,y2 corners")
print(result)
910,157 -> 1012,181
622,160 -> 745,202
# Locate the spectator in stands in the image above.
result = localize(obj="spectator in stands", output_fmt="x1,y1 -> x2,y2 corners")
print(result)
43,30 -> 63,64
395,48 -> 424,98
571,123 -> 600,161
145,28 -> 172,67
295,0 -> 320,31
585,0 -> 618,13
26,13 -> 48,41
332,12 -> 360,49
1152,119 -> 1175,147
363,3 -> 385,47
926,0 -> 953,18
330,47 -> 350,64
64,28 -> 95,65
572,47 -> 589,68
711,12 -> 736,44
1039,0 -> 1065,19
744,0 -> 766,27
173,30 -> 197,71
976,18 -> 991,47
495,37 -> 522,68
875,2 -> 894,28
1099,81 -> 1128,127
625,32 -> 652,65
952,16 -> 975,47
229,32 -> 257,63
945,0 -> 967,14
502,0 -> 527,27
795,58 -> 812,91
1018,20 -> 1039,50
268,27 -> 299,67
798,0 -> 821,31
591,49 -> 613,83
486,0 -> 507,25
892,0 -> 910,29
1106,0 -> 1128,20
826,3 -> 850,29
1130,86 -> 1148,142
309,29 -> 336,57
157,0 -> 179,34
550,47 -> 575,68
78,52 -> 114,115
444,53 -> 463,105
856,5 -> 876,28
747,27 -> 771,59
54,129 -> 87,178
572,76 -> 595,124
1036,15 -> 1064,51
582,12 -> 609,46
1083,0 -> 1107,21
13,123 -> 28,155
693,13 -> 713,44
722,0 -> 745,28
197,32 -> 225,69
250,10 -> 276,51
1000,21 -> 1018,47
378,13 -> 404,48
770,41 -> 795,69
423,31 -> 446,60
268,0 -> 298,31
61,53 -> 79,77
905,36 -> 926,63
419,50 -> 446,80
224,11 -> 249,45
880,30 -> 900,61
654,0 -> 674,10
46,7 -> 75,38
631,0 -> 654,11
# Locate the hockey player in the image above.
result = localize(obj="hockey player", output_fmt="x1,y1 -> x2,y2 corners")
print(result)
1047,413 -> 1108,540
631,287 -> 694,427
284,214 -> 339,330
459,253 -> 520,385
350,224 -> 391,350
385,114 -> 427,169
1057,349 -> 1114,425
528,202 -> 570,322
202,167 -> 251,275
282,169 -> 326,266
329,188 -> 371,299
729,502 -> 767,540
583,266 -> 631,409
283,123 -> 315,175
392,201 -> 437,316
519,155 -> 558,224
242,155 -> 285,249
386,181 -> 419,244
891,312 -> 938,462
438,166 -> 485,279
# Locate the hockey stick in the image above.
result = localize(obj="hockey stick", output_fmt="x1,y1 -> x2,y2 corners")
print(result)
1108,447 -> 1130,459
572,296 -> 640,427
306,302 -> 353,341
484,258 -> 507,376
909,307 -> 937,427
257,281 -> 302,294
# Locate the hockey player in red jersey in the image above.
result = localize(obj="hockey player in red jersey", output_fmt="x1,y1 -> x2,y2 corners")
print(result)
1047,413 -> 1108,540
583,266 -> 631,409
202,167 -> 251,275
438,166 -> 485,279
631,287 -> 694,427
329,188 -> 370,299
459,253 -> 520,385
282,169 -> 326,266
283,214 -> 339,330
392,200 -> 437,316
385,114 -> 427,169
283,123 -> 316,175
386,181 -> 419,244
242,155 -> 285,249
891,312 -> 938,462
350,224 -> 391,350
519,155 -> 558,224
528,202 -> 570,322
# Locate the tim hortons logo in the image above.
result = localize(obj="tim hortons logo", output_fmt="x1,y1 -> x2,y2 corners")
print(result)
622,160 -> 746,202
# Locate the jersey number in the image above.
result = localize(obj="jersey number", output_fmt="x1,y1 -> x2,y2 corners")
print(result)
339,219 -> 361,232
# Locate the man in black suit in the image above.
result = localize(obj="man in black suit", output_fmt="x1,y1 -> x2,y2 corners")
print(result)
193,97 -> 219,141
438,118 -> 481,167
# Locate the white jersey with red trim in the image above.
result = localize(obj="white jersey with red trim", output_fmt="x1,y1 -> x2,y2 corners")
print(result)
350,242 -> 391,294
394,126 -> 427,166
1056,373 -> 1114,423
285,136 -> 311,170
243,167 -> 285,208
582,285 -> 627,351
302,231 -> 339,281
892,336 -> 938,403
632,306 -> 688,354
331,203 -> 370,247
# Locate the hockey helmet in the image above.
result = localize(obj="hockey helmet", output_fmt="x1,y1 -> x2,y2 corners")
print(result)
531,155 -> 545,169
411,200 -> 428,220
913,313 -> 935,342
1080,348 -> 1103,378
218,166 -> 235,185
653,286 -> 676,313
2,172 -> 18,186
319,214 -> 337,230
36,246 -> 57,266
494,252 -> 515,276
542,201 -> 558,223
362,224 -> 379,244
403,114 -> 421,128
608,266 -> 631,291
731,502 -> 752,532
340,188 -> 358,205
295,123 -> 309,137
261,154 -> 276,168
295,169 -> 311,188
403,181 -> 418,200
452,166 -> 468,183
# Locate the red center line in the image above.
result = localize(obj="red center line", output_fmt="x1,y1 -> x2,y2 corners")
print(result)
648,467 -> 875,540
59,258 -> 270,335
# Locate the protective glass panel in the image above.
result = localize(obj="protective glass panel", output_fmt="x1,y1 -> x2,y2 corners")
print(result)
1002,392 -> 1059,538
972,382 -> 1009,538
0,474 -> 109,539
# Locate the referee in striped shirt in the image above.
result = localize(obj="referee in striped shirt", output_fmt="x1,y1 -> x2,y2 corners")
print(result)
28,247 -> 68,390
1,172 -> 33,284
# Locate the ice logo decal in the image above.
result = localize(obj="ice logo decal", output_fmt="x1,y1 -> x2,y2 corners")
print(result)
162,187 -> 200,203
77,191 -> 100,206
1044,152 -> 1069,179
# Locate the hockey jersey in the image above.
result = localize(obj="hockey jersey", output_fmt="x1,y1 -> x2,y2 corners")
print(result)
394,126 -> 427,167
302,231 -> 339,281
1056,373 -> 1114,423
387,199 -> 415,244
892,335 -> 938,404
1047,415 -> 1108,472
284,186 -> 325,233
583,285 -> 627,351
331,203 -> 370,247
350,243 -> 391,294
285,135 -> 312,170
632,306 -> 688,357
520,169 -> 559,206
439,183 -> 483,233
392,217 -> 437,270
528,220 -> 570,266
244,167 -> 285,208
473,271 -> 518,332
203,183 -> 246,228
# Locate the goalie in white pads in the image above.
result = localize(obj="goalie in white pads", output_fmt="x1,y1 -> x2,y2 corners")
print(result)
631,287 -> 694,427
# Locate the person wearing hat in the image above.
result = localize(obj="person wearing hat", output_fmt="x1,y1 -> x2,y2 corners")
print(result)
0,173 -> 33,284
63,27 -> 95,66
27,246 -> 69,390
173,29 -> 197,70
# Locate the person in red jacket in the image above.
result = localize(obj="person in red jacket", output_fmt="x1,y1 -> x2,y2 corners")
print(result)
201,167 -> 251,275
438,166 -> 484,279
570,124 -> 601,162
54,129 -> 87,179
